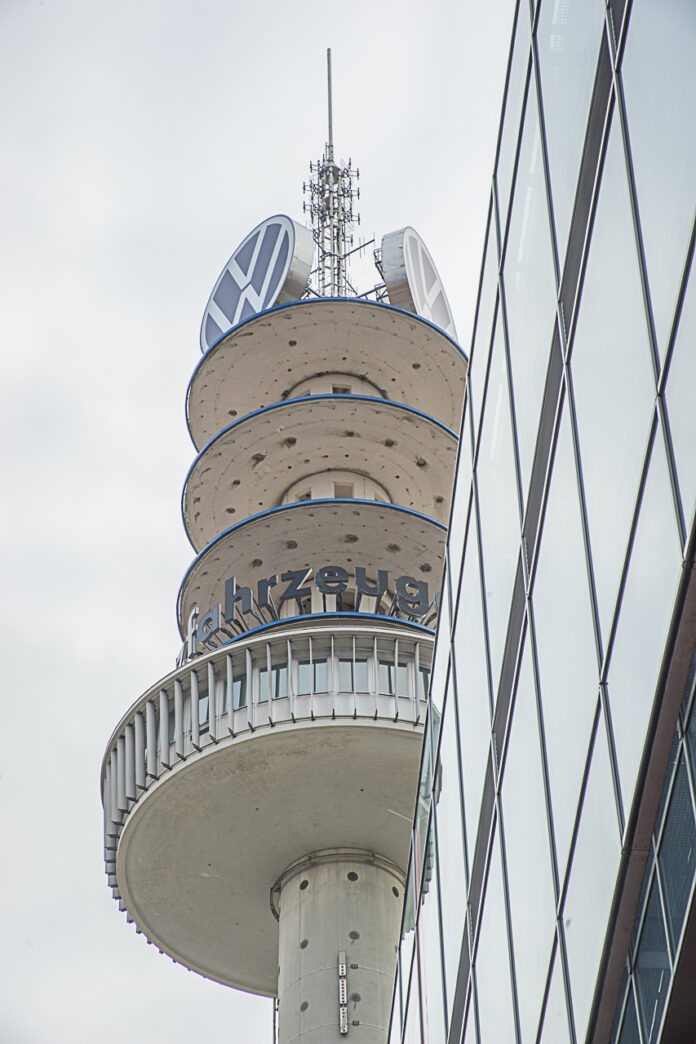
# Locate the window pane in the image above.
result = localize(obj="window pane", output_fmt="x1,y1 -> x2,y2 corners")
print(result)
503,77 -> 558,497
415,727 -> 435,870
476,316 -> 521,692
272,663 -> 287,700
539,945 -> 571,1043
665,262 -> 696,535
607,427 -> 681,817
379,660 -> 394,696
497,9 -> 532,230
537,0 -> 607,255
233,674 -> 246,710
569,114 -> 655,641
355,658 -> 369,693
463,1000 -> 477,1044
617,984 -> 641,1044
502,636 -> 557,1042
396,662 -> 409,697
563,715 -> 621,1040
656,731 -> 680,834
338,658 -> 353,692
452,507 -> 493,861
469,212 -> 499,443
631,851 -> 655,957
610,966 -> 630,1044
621,0 -> 696,357
297,660 -> 312,696
198,689 -> 209,725
635,878 -> 670,1043
401,853 -> 418,974
533,401 -> 599,881
658,753 -> 696,951
474,824 -> 518,1040
431,596 -> 451,724
402,950 -> 423,1044
313,659 -> 328,693
258,670 -> 269,703
420,818 -> 447,1041
435,683 -> 468,1020
296,656 -> 328,695
388,988 -> 401,1044
448,423 -> 474,588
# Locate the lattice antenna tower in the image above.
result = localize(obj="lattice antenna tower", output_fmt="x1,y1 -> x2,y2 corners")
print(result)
303,49 -> 360,297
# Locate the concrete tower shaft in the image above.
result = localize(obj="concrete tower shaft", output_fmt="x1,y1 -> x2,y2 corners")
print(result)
274,851 -> 405,1043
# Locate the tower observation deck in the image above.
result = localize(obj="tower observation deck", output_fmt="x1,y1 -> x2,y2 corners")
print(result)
101,51 -> 467,1044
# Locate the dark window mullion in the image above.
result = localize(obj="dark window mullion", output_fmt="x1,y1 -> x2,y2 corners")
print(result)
557,916 -> 580,1044
523,354 -> 565,596
656,394 -> 687,553
526,597 -> 562,906
530,30 -> 561,289
599,412 -> 657,687
495,794 -> 523,1044
471,471 -> 496,722
656,213 -> 696,398
608,19 -> 661,383
430,793 -> 450,1036
562,363 -> 604,671
652,834 -> 676,970
447,644 -> 473,889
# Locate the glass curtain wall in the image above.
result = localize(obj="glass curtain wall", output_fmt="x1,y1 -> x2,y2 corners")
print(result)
391,0 -> 696,1040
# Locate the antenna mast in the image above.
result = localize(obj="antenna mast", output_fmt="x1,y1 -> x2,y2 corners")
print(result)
304,48 -> 360,297
327,47 -> 334,163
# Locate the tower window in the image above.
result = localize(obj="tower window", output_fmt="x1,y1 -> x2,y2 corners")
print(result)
332,384 -> 351,394
334,482 -> 354,499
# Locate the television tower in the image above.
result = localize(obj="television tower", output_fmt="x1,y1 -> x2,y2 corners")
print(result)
101,51 -> 466,1043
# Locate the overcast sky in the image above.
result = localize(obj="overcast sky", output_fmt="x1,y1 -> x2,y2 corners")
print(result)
0,1 -> 514,1040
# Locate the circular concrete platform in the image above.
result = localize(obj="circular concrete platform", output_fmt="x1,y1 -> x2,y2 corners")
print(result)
181,395 -> 458,550
176,498 -> 445,638
116,718 -> 422,994
186,298 -> 468,449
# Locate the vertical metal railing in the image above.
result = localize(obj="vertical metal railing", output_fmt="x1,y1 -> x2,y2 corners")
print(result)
101,628 -> 431,886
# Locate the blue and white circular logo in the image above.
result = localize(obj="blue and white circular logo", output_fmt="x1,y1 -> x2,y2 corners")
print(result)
381,227 -> 457,340
200,215 -> 315,352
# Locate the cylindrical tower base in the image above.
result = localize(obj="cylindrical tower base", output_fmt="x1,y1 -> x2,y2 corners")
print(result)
272,849 -> 405,1044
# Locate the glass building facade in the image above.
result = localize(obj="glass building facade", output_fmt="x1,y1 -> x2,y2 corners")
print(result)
390,1 -> 696,1041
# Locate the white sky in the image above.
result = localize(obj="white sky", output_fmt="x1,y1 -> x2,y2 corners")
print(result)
0,1 -> 514,1040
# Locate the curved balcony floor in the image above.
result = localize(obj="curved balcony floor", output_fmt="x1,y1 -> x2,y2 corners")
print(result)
176,499 -> 446,640
182,395 -> 459,551
186,298 -> 468,449
102,617 -> 431,995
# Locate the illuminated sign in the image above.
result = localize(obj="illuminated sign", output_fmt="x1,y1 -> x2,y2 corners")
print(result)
200,214 -> 315,352
177,562 -> 437,664
381,226 -> 457,339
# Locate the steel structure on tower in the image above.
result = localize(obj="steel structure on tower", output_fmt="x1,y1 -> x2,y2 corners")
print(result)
303,49 -> 360,298
101,54 -> 466,1044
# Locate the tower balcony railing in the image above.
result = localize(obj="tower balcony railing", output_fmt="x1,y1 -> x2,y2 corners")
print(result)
102,615 -> 432,900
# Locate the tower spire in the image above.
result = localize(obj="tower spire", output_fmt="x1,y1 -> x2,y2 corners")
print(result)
326,47 -> 334,161
303,48 -> 360,297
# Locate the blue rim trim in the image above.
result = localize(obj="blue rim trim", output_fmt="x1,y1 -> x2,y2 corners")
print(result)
176,497 -> 446,634
192,610 -> 436,651
180,393 -> 458,544
185,297 -> 468,445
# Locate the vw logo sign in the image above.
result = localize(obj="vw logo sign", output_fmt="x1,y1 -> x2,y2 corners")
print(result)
200,215 -> 315,352
381,227 -> 457,339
